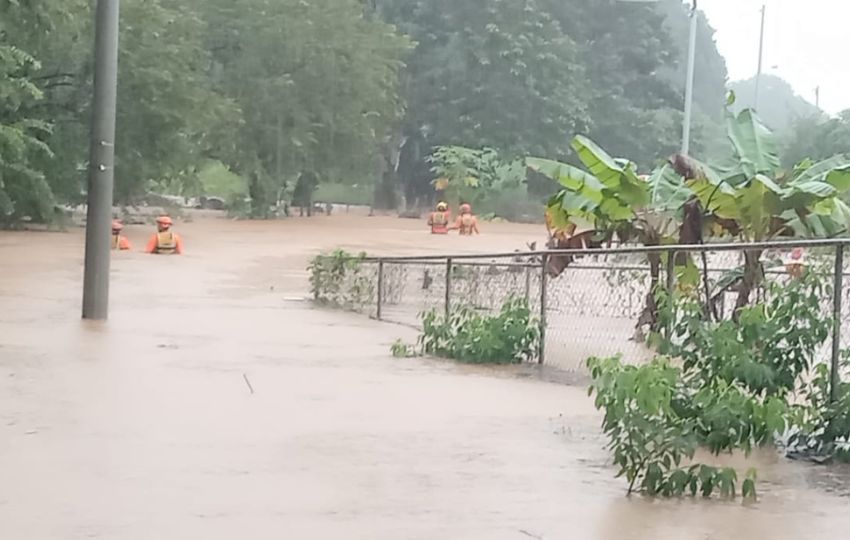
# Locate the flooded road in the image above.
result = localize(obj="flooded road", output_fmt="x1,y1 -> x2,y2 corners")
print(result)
2,214 -> 850,539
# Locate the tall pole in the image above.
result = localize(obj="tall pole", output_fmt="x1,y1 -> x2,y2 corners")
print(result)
815,86 -> 821,109
754,4 -> 766,110
681,1 -> 698,155
82,0 -> 120,320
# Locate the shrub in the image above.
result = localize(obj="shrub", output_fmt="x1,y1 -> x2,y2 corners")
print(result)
661,269 -> 831,398
589,267 -> 842,499
419,297 -> 540,364
588,356 -> 761,499
308,250 -> 374,311
390,339 -> 418,358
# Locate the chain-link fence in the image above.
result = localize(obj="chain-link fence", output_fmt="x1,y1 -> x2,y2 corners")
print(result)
312,239 -> 850,387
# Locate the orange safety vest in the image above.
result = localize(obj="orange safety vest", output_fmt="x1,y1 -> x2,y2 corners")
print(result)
430,211 -> 449,234
155,231 -> 178,254
112,234 -> 131,251
459,214 -> 475,235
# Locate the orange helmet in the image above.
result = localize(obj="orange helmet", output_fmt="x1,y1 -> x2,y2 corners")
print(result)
460,203 -> 472,214
156,216 -> 173,226
111,220 -> 124,232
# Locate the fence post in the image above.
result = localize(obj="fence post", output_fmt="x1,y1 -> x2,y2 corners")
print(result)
831,244 -> 845,403
445,258 -> 453,319
376,260 -> 384,320
539,254 -> 549,365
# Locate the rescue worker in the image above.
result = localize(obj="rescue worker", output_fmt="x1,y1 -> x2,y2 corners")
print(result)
145,215 -> 184,255
428,201 -> 451,234
452,203 -> 480,236
111,220 -> 132,251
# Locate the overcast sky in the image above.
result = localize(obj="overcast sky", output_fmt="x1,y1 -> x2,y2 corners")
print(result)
699,0 -> 848,114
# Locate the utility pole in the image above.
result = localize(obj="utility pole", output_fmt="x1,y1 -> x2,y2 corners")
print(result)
681,0 -> 698,155
82,0 -> 120,320
815,86 -> 821,109
754,4 -> 766,110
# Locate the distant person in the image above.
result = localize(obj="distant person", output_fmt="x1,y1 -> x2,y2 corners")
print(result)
145,216 -> 184,255
111,220 -> 132,251
428,201 -> 451,234
452,203 -> 479,236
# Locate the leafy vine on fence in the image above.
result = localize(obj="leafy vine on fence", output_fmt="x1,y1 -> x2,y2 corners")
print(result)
308,250 -> 374,311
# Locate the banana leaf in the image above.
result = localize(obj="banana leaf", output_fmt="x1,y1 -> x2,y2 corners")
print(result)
725,108 -> 780,177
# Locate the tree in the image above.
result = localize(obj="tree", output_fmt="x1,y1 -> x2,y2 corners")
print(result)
2,0 -> 240,215
198,0 -> 410,216
656,0 -> 729,121
381,0 -> 588,204
112,0 -> 240,203
688,108 -> 850,311
544,0 -> 728,167
531,104 -> 850,327
0,0 -> 85,224
428,145 -> 525,208
783,111 -> 850,169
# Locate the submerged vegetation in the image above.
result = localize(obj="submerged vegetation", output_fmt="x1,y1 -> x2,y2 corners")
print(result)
589,268 -> 850,499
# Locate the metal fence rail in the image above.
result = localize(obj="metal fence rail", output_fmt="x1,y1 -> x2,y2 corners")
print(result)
314,239 -> 850,392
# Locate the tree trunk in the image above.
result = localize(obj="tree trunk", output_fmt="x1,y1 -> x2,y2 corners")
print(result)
636,252 -> 662,335
734,249 -> 763,319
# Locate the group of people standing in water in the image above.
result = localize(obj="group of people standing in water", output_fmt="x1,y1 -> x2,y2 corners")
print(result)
111,215 -> 184,255
427,202 -> 480,236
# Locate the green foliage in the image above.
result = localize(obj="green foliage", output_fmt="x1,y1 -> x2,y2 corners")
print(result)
789,360 -> 850,462
308,250 -> 374,311
198,161 -> 247,200
530,134 -> 683,241
0,37 -> 54,224
688,106 -> 850,242
200,0 -> 411,216
419,297 -> 540,365
113,0 -> 241,204
664,270 -> 832,397
592,268 -> 850,497
429,146 -> 525,206
3,0 -> 732,219
2,0 -> 409,223
588,356 -> 759,499
783,111 -> 850,171
390,339 -> 418,359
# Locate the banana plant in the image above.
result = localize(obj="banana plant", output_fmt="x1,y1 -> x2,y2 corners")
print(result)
685,104 -> 850,313
528,135 -> 696,333
529,102 -> 850,328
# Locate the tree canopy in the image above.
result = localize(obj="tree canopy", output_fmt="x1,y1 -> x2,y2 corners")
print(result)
0,0 -> 734,223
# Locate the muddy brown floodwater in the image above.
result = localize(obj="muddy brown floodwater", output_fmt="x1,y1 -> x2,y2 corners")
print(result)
2,213 -> 850,539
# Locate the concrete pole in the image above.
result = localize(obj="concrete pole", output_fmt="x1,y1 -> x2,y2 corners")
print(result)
82,0 -> 120,320
681,1 -> 698,155
754,4 -> 766,110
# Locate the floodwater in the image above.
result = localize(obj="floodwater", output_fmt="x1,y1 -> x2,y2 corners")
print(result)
2,213 -> 850,539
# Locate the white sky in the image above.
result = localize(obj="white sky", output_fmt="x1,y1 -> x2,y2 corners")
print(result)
699,0 -> 848,114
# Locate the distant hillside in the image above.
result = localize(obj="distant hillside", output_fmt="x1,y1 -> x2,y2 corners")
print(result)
729,75 -> 819,133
